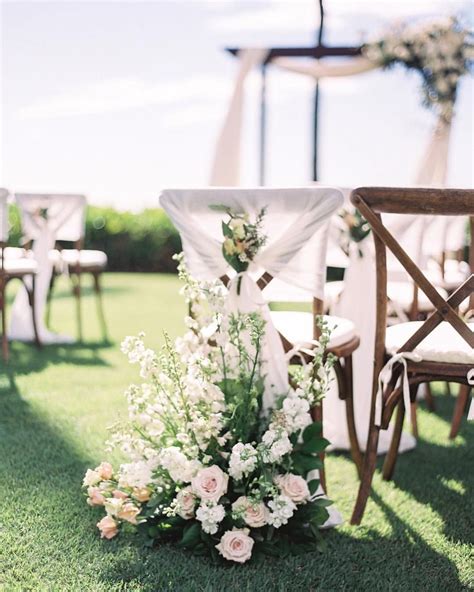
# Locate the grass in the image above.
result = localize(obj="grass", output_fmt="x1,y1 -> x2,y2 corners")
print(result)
0,273 -> 473,591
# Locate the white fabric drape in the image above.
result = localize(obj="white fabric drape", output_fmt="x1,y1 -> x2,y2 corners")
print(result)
9,194 -> 86,344
273,56 -> 378,79
0,189 -> 9,242
160,186 -> 343,409
210,48 -> 269,186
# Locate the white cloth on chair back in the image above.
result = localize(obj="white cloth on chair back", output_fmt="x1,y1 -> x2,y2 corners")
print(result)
161,187 -> 343,410
9,193 -> 86,344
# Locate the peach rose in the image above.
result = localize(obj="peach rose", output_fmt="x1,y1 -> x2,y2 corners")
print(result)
132,487 -> 151,503
87,486 -> 105,506
176,486 -> 196,520
113,489 -> 129,500
97,462 -> 113,480
191,465 -> 228,503
97,515 -> 118,539
275,474 -> 310,503
83,469 -> 101,487
216,529 -> 254,563
117,502 -> 140,524
232,497 -> 268,528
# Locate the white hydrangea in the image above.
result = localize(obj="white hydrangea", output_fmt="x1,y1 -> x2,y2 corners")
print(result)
228,443 -> 258,480
196,502 -> 226,534
267,495 -> 297,528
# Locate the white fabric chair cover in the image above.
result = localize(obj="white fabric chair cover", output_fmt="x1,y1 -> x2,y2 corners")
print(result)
161,187 -> 343,409
9,193 -> 86,343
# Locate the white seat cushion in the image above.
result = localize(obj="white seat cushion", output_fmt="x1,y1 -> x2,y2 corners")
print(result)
426,260 -> 470,292
388,281 -> 448,312
50,249 -> 107,269
386,321 -> 474,364
270,311 -> 356,350
1,257 -> 37,274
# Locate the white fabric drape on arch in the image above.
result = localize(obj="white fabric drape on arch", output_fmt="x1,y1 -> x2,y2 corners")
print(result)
9,194 -> 86,344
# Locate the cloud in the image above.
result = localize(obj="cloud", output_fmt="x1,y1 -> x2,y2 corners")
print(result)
19,75 -> 232,120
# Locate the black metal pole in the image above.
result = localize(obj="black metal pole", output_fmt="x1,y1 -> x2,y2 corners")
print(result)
259,62 -> 267,186
312,0 -> 325,182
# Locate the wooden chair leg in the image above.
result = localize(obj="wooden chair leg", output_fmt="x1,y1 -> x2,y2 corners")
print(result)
382,399 -> 405,481
72,272 -> 83,341
449,385 -> 470,440
424,382 -> 436,412
45,271 -> 57,329
311,403 -> 326,494
92,272 -> 108,341
410,402 -> 418,439
445,382 -> 452,397
0,279 -> 9,362
28,275 -> 41,349
350,422 -> 380,525
343,355 -> 363,478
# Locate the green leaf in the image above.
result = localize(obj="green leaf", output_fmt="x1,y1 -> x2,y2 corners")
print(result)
302,421 -> 322,443
222,221 -> 233,238
308,479 -> 320,495
313,497 -> 333,508
301,437 -> 330,454
178,522 -> 201,548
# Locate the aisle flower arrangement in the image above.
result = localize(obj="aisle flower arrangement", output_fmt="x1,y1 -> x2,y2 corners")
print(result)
83,252 -> 334,563
364,16 -> 474,121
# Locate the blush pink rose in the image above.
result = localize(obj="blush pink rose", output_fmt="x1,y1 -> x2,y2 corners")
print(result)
275,474 -> 310,503
132,487 -> 151,503
87,486 -> 105,506
112,490 -> 129,500
117,502 -> 140,524
97,462 -> 113,480
176,487 -> 196,520
232,497 -> 268,528
216,529 -> 254,563
191,465 -> 228,503
97,516 -> 118,539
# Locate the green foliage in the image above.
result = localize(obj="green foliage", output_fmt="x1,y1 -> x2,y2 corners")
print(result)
8,204 -> 182,272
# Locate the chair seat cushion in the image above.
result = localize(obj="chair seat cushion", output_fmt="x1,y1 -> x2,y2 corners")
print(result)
50,249 -> 107,269
1,257 -> 37,274
386,321 -> 474,364
387,281 -> 448,312
270,311 -> 356,350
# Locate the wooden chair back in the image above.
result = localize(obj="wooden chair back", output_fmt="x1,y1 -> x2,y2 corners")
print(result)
351,187 -> 474,421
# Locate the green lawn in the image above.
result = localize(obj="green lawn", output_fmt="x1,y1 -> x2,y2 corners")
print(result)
1,273 -> 473,591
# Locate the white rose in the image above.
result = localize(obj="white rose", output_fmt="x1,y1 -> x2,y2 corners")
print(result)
275,474 -> 310,503
216,529 -> 254,563
232,496 -> 268,528
176,486 -> 196,520
229,218 -> 246,239
191,465 -> 228,502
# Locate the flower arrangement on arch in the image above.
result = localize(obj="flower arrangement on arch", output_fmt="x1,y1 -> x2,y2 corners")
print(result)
363,16 -> 474,122
83,254 -> 335,564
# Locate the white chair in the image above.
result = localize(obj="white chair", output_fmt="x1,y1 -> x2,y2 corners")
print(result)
0,188 -> 40,359
13,193 -> 108,341
160,186 -> 363,490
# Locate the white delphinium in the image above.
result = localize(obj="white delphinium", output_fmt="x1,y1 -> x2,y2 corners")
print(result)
196,502 -> 226,535
228,443 -> 258,480
267,495 -> 297,528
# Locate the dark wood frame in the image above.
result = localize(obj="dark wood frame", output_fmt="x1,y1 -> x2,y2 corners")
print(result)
349,187 -> 474,525
220,270 -> 363,492
0,241 -> 41,361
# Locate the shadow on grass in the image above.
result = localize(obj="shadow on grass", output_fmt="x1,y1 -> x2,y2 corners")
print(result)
0,339 -> 113,377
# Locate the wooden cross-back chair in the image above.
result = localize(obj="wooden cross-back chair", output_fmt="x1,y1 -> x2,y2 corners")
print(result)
0,189 -> 40,360
220,269 -> 363,492
350,187 -> 474,525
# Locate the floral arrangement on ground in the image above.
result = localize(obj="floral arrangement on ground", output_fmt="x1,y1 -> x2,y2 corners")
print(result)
83,254 -> 334,564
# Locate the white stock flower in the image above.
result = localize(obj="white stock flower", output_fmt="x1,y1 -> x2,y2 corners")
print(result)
261,429 -> 292,463
160,447 -> 201,483
228,443 -> 258,480
267,495 -> 297,528
118,459 -> 157,489
196,502 -> 225,534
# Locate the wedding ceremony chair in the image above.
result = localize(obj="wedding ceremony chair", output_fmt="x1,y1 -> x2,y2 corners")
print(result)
0,189 -> 40,360
160,187 -> 362,493
14,193 -> 108,341
349,187 -> 473,525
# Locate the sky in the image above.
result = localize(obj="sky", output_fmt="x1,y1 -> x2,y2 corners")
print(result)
0,0 -> 473,211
